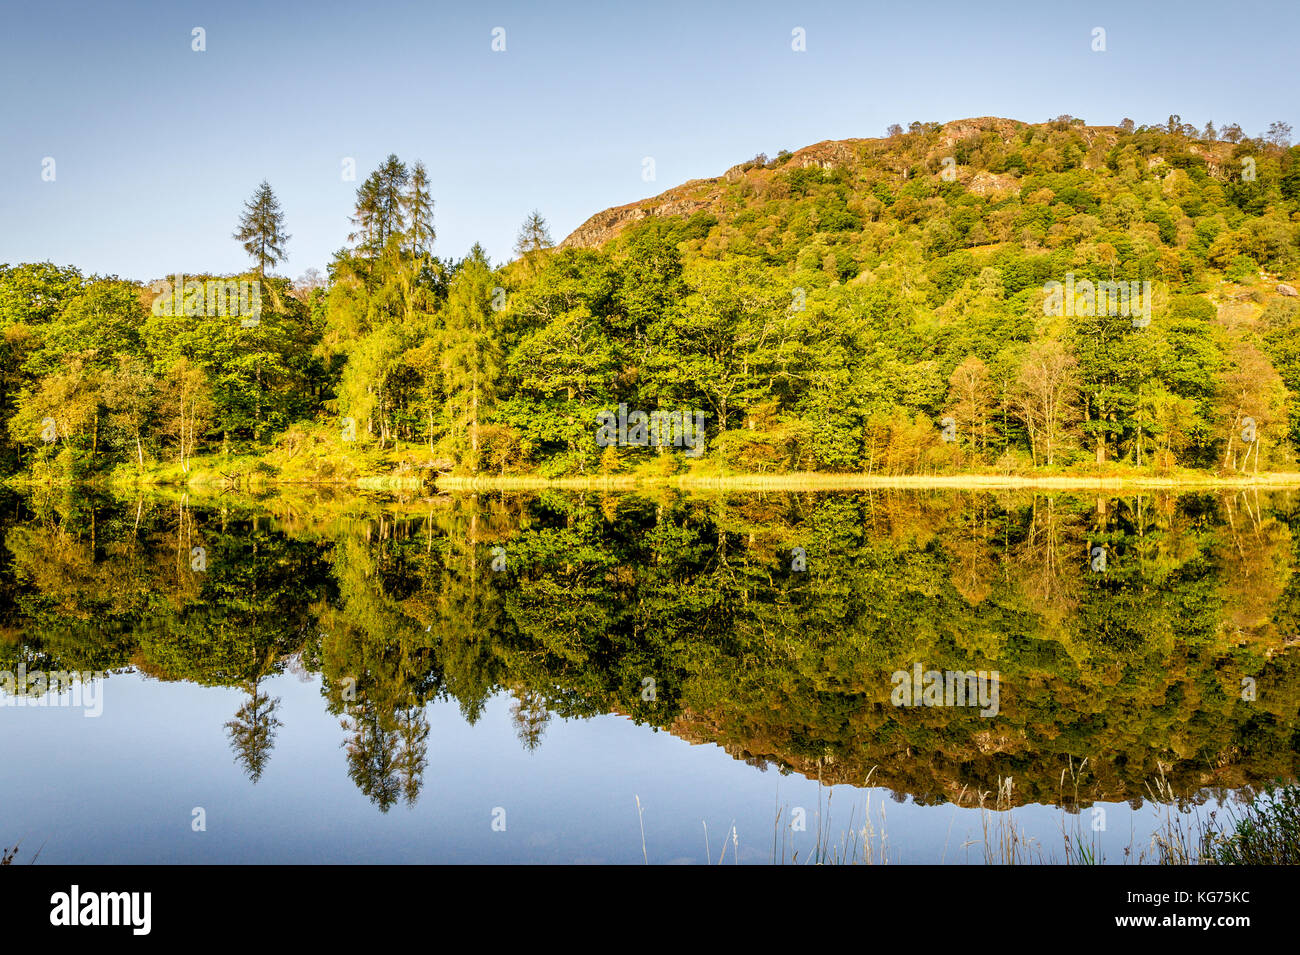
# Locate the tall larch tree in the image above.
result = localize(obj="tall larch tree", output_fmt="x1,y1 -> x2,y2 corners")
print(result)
441,244 -> 502,470
514,210 -> 554,271
233,181 -> 290,277
403,160 -> 436,259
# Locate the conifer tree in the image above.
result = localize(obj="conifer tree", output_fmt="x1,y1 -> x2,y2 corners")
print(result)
349,155 -> 409,257
514,210 -> 553,269
233,181 -> 290,276
403,160 -> 436,258
440,244 -> 502,470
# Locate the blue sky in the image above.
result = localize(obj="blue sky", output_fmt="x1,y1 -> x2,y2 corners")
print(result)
1,0 -> 1294,281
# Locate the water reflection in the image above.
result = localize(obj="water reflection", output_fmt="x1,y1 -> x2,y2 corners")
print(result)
2,486 -> 1298,818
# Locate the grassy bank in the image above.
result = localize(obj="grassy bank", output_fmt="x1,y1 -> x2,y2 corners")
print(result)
8,425 -> 1300,494
764,778 -> 1300,865
436,468 -> 1300,493
6,425 -> 435,491
13,464 -> 1300,494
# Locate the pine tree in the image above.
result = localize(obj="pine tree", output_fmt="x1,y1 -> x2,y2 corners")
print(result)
224,683 -> 282,783
513,210 -> 553,268
349,155 -> 409,257
348,173 -> 382,252
374,154 -> 409,248
403,160 -> 435,258
440,244 -> 502,470
233,181 -> 290,276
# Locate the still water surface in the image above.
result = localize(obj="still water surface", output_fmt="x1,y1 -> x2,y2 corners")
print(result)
2,487 -> 1296,863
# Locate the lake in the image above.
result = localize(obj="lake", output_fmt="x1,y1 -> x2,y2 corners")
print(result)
2,485 -> 1297,864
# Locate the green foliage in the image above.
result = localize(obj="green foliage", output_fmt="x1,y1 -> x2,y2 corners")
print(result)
4,119 -> 1300,481
1207,783 -> 1300,864
233,181 -> 290,276
5,488 -> 1300,811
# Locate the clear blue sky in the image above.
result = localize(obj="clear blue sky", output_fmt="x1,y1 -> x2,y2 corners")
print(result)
2,0 -> 1294,281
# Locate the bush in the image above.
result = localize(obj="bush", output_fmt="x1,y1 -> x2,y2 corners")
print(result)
54,446 -> 91,481
537,449 -> 594,478
479,423 -> 526,475
713,420 -> 815,472
599,444 -> 623,473
631,448 -> 687,477
1206,783 -> 1300,865
1226,254 -> 1258,282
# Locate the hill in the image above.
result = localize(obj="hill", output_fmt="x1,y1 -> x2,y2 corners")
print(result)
3,115 -> 1300,483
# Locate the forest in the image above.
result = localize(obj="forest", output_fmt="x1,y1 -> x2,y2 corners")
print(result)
4,115 -> 1300,484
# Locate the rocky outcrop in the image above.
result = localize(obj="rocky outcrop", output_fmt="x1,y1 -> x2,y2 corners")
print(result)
791,139 -> 859,170
561,202 -> 653,248
939,116 -> 1027,147
561,178 -> 723,249
560,121 -> 1038,249
966,170 -> 1020,197
557,116 -> 1241,251
560,138 -> 868,248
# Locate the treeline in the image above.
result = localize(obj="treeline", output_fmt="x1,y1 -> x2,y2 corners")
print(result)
3,117 -> 1300,480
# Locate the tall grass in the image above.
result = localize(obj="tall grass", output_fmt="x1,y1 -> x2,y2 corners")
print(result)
771,769 -> 891,864
759,768 -> 1300,865
1202,782 -> 1300,864
1,841 -> 40,864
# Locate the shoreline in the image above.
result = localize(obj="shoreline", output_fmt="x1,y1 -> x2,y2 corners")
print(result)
431,471 -> 1300,492
9,470 -> 1300,495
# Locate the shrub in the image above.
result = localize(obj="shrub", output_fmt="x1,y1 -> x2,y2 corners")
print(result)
1206,783 -> 1300,865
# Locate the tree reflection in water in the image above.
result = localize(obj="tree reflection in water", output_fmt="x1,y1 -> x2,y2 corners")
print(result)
2,486 -> 1298,813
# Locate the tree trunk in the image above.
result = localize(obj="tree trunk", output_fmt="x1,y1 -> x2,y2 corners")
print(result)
1223,412 -> 1240,470
471,366 -> 480,465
